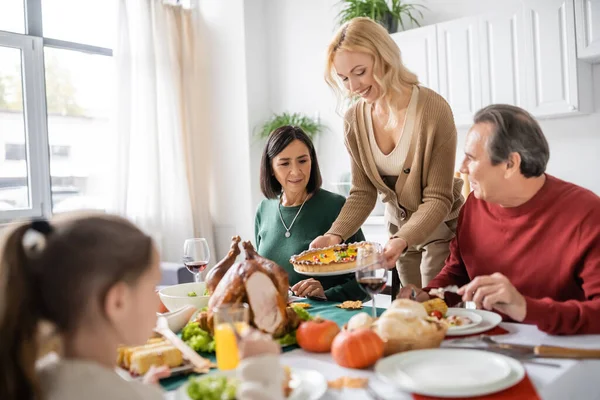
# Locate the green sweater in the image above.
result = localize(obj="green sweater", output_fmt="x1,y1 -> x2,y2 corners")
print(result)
255,189 -> 366,302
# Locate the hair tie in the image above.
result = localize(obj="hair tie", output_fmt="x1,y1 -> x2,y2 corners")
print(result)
30,219 -> 54,236
23,219 -> 53,256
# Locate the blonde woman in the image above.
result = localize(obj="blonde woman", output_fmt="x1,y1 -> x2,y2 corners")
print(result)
311,17 -> 464,289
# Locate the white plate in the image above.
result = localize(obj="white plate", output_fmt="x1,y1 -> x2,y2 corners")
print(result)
375,348 -> 525,398
444,309 -> 483,332
294,266 -> 360,277
444,309 -> 503,337
176,367 -> 327,400
116,363 -> 194,382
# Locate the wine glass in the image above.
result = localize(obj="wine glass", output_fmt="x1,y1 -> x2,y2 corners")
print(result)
183,238 -> 210,283
355,245 -> 388,318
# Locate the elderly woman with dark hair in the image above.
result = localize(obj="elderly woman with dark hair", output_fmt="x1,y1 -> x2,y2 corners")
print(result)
255,126 -> 365,301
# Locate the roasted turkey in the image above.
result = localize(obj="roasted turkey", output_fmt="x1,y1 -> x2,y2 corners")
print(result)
197,237 -> 300,338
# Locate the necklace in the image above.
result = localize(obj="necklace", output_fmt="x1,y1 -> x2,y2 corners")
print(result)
278,193 -> 309,238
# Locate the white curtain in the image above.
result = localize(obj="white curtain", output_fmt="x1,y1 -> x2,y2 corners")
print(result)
113,0 -> 214,262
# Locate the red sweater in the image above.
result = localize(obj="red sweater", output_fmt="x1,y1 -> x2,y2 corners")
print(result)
427,175 -> 600,335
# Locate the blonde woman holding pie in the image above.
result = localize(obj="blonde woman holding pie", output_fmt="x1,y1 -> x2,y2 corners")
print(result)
255,126 -> 365,302
311,17 -> 464,290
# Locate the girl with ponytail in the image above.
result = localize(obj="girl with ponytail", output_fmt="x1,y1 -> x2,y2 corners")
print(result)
0,213 -> 167,400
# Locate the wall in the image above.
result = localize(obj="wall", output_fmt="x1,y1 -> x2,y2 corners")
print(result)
243,0 -> 271,217
196,0 -> 255,260
265,0 -> 350,195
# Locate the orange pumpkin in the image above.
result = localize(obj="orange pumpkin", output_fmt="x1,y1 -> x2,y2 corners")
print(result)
296,318 -> 340,353
331,328 -> 384,369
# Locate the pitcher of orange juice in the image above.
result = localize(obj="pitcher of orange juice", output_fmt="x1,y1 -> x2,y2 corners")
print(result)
213,303 -> 249,370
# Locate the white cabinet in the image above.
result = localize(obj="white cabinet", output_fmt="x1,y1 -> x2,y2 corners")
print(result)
575,0 -> 600,61
479,9 -> 528,108
391,25 -> 439,92
390,0 -> 591,123
437,16 -> 482,127
522,0 -> 592,117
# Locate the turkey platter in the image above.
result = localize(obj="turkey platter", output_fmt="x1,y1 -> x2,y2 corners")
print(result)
193,236 -> 301,338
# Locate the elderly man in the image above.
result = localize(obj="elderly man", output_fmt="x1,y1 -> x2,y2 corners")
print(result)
401,104 -> 600,335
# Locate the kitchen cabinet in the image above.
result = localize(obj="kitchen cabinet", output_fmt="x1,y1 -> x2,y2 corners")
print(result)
575,0 -> 600,62
522,0 -> 593,117
437,16 -> 482,127
391,25 -> 439,92
479,8 -> 528,108
390,0 -> 591,124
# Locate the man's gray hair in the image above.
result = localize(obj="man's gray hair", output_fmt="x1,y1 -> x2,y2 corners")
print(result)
474,104 -> 549,178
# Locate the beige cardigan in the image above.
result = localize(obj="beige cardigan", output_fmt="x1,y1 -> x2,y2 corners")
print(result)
327,86 -> 464,247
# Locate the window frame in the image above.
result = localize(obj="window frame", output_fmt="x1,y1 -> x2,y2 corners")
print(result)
0,0 -> 113,222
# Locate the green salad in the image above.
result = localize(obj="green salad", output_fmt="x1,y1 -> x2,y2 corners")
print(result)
181,322 -> 216,353
187,291 -> 198,297
276,305 -> 313,346
187,375 -> 238,400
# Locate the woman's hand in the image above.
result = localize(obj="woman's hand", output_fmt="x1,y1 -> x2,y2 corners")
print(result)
292,278 -> 326,299
238,329 -> 281,359
382,237 -> 408,269
309,234 -> 342,249
142,365 -> 171,385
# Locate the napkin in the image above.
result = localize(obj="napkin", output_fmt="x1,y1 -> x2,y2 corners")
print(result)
412,374 -> 540,400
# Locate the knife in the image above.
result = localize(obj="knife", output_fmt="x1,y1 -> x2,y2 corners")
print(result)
490,342 -> 600,359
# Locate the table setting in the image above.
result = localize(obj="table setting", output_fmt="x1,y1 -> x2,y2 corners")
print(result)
143,238 -> 600,400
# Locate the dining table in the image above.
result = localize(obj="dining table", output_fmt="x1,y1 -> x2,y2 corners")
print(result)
162,298 -> 600,400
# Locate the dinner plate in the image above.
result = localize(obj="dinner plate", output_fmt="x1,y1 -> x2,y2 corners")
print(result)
176,367 -> 327,400
444,309 -> 502,337
116,363 -> 194,382
294,266 -> 360,277
375,348 -> 525,398
444,309 -> 483,332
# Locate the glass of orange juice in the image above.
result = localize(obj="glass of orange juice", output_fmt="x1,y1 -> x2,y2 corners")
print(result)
213,303 -> 249,370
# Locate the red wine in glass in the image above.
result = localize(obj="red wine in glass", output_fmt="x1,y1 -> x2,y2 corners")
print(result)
357,276 -> 387,296
355,244 -> 386,318
185,261 -> 208,275
183,238 -> 210,283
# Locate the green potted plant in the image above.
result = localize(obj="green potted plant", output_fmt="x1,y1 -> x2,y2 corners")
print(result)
255,112 -> 326,142
336,0 -> 426,33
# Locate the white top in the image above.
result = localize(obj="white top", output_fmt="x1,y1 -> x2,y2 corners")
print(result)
367,85 -> 420,176
38,357 -> 163,400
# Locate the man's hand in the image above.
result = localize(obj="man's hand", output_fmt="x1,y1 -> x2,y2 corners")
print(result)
458,273 -> 527,322
309,234 -> 342,249
382,237 -> 408,269
292,278 -> 326,299
396,284 -> 430,302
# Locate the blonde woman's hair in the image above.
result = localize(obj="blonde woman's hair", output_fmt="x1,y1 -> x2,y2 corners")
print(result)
325,17 -> 419,129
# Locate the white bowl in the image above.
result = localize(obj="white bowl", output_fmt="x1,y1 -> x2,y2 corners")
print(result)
157,305 -> 198,333
158,282 -> 210,312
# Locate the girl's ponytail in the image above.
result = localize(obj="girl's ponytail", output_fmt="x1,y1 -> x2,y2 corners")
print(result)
0,222 -> 49,400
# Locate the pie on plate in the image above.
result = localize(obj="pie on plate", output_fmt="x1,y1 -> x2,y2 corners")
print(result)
290,242 -> 381,274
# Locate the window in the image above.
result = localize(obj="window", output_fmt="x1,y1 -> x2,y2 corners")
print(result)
0,0 -> 116,221
42,0 -> 117,49
5,144 -> 26,161
0,1 -> 25,34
